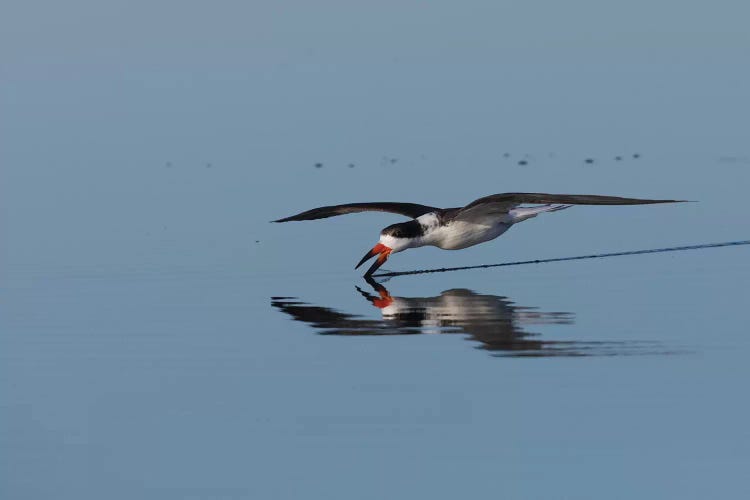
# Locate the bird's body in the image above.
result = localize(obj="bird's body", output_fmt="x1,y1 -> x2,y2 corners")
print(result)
399,212 -> 511,250
273,192 -> 685,276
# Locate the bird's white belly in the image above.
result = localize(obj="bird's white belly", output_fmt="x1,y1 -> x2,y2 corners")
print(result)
424,221 -> 511,250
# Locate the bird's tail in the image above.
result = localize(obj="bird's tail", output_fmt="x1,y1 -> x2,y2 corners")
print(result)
509,204 -> 572,223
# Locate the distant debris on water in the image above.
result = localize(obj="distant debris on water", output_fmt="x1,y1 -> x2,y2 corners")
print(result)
493,152 -> 650,165
348,163 -> 356,168
206,162 -> 213,168
718,156 -> 750,164
314,162 -> 323,169
165,161 -> 173,168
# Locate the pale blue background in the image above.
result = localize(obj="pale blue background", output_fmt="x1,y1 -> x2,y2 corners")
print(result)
2,1 -> 749,499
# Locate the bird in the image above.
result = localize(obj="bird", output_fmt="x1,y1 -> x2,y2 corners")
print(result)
273,192 -> 685,276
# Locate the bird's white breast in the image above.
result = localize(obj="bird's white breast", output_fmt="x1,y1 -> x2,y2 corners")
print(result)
422,221 -> 511,250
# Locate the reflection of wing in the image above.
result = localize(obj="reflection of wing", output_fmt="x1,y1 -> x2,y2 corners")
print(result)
273,202 -> 438,222
271,297 -> 425,336
455,192 -> 684,222
379,289 -> 574,353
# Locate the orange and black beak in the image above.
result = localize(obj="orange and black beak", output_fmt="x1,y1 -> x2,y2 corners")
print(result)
355,243 -> 392,277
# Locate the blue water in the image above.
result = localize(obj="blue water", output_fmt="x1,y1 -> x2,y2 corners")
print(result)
3,2 -> 750,498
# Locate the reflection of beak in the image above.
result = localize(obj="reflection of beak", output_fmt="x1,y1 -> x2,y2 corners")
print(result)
355,243 -> 392,276
357,276 -> 394,308
371,286 -> 393,308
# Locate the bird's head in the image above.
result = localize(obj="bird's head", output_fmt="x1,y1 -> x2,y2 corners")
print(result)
355,221 -> 423,276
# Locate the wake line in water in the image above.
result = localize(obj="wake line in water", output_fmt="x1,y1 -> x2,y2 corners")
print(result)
374,239 -> 750,278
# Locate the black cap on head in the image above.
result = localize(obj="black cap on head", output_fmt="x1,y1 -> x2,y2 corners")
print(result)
381,220 -> 423,239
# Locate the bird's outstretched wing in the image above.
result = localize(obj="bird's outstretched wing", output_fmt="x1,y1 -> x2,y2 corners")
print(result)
465,193 -> 685,208
273,202 -> 439,223
455,192 -> 686,221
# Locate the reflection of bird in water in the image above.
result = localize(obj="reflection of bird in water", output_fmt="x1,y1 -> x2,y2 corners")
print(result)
273,192 -> 684,276
272,278 -> 666,357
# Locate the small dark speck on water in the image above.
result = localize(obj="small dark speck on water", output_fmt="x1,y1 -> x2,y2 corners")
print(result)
314,162 -> 323,169
633,153 -> 641,159
503,153 -> 511,158
255,240 -> 260,243
615,156 -> 622,161
584,158 -> 595,164
518,160 -> 528,166
348,163 -> 355,168
165,162 -> 173,168
390,158 -> 398,164
206,163 -> 212,168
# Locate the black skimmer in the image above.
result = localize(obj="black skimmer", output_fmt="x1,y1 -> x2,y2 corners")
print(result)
273,192 -> 685,276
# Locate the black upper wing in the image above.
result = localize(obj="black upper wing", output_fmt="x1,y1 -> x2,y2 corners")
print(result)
462,192 -> 686,211
273,202 -> 439,223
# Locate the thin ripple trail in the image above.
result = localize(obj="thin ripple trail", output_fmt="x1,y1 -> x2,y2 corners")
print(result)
374,240 -> 750,278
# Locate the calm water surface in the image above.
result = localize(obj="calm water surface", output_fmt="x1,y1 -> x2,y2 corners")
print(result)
3,1 -> 750,499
